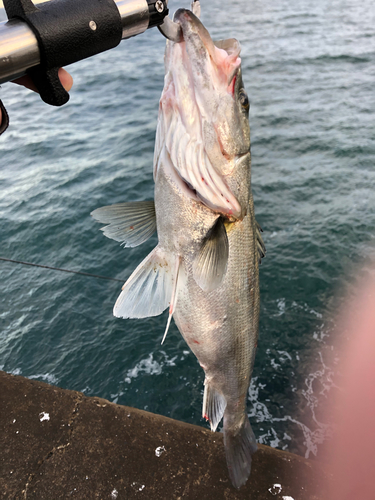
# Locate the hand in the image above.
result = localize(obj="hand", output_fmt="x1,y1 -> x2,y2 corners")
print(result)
327,273 -> 375,499
0,68 -> 73,124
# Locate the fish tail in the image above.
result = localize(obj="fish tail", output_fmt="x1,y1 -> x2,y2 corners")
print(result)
223,413 -> 257,489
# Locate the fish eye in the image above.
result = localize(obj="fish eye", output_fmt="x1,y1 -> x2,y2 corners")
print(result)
239,89 -> 249,110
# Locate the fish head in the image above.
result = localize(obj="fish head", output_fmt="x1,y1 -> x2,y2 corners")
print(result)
156,9 -> 250,219
172,9 -> 250,159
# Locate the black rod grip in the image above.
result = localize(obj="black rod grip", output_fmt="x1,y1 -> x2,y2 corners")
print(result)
3,0 -> 123,106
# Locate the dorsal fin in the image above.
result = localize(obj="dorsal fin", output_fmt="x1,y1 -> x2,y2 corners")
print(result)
256,220 -> 266,264
91,201 -> 156,248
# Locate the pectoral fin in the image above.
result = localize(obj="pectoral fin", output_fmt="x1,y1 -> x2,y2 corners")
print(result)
114,246 -> 176,319
193,217 -> 229,292
91,201 -> 156,248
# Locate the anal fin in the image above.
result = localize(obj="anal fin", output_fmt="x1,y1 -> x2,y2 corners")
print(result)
202,382 -> 227,432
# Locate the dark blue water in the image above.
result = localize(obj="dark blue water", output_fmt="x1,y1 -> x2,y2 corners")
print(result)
1,0 -> 374,460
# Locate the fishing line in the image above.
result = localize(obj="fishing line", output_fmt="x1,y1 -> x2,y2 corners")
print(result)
0,257 -> 124,283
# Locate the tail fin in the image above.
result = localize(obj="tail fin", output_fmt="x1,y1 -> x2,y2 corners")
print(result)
224,415 -> 257,489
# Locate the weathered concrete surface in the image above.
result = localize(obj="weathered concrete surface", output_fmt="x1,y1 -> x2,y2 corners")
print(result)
0,370 -> 331,499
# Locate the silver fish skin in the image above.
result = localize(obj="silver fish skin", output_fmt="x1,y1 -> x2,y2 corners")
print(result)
91,7 -> 264,490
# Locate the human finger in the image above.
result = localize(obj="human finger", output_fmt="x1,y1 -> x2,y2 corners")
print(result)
13,67 -> 73,93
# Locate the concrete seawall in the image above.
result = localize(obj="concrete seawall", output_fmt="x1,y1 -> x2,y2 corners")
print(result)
0,370 -> 330,499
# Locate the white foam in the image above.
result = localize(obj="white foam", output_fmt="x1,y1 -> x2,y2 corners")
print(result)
276,298 -> 286,316
270,358 -> 281,370
278,350 -> 292,362
124,352 -> 178,384
248,343 -> 335,458
291,300 -> 323,319
39,412 -> 50,422
29,373 -> 58,385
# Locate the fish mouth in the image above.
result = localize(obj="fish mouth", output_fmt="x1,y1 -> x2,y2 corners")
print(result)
173,9 -> 241,88
173,9 -> 216,53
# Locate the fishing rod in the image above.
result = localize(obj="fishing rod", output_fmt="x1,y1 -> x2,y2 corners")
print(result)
0,0 -> 183,106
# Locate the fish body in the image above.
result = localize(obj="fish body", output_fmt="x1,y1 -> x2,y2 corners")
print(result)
155,149 -> 259,488
92,8 -> 264,489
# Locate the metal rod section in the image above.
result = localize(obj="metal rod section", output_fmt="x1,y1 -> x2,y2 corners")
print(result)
116,0 -> 149,39
0,18 -> 39,84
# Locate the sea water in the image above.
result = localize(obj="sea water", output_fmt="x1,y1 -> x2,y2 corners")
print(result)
0,0 -> 374,459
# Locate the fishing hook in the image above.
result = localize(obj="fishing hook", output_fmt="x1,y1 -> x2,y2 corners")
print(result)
158,0 -> 201,43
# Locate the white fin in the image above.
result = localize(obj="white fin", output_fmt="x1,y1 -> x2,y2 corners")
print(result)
202,382 -> 227,432
161,256 -> 181,345
91,201 -> 156,248
193,217 -> 229,292
114,246 -> 176,319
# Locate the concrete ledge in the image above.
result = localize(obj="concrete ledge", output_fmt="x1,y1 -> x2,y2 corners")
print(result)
0,370 -> 330,499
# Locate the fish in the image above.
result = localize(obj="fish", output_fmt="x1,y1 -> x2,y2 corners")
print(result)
91,6 -> 265,489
